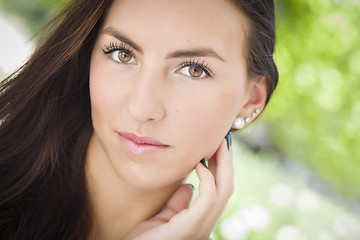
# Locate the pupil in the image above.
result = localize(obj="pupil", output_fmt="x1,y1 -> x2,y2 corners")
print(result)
190,66 -> 202,77
119,51 -> 131,62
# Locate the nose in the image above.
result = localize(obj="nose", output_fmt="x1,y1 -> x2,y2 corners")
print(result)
126,71 -> 166,124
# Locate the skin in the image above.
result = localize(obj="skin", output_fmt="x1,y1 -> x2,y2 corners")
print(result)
86,0 -> 269,239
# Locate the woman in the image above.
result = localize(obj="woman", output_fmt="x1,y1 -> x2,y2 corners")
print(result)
0,0 -> 278,239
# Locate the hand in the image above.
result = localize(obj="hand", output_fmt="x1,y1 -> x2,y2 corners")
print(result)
122,137 -> 234,240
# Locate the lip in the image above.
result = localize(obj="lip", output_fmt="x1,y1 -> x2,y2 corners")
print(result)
118,132 -> 169,155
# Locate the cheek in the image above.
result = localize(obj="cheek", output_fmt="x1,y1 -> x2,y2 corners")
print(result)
89,76 -> 108,128
89,53 -> 128,128
171,88 -> 242,161
176,84 -> 243,129
89,65 -> 119,132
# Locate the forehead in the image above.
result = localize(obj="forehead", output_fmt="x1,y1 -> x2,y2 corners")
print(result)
102,0 -> 248,60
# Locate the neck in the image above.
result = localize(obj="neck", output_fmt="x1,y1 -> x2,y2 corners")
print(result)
85,134 -> 182,240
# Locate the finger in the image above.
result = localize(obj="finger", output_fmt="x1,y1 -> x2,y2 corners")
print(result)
184,162 -> 217,217
155,163 -> 224,239
207,136 -> 234,200
214,137 -> 234,201
195,161 -> 217,203
152,184 -> 194,222
207,152 -> 217,177
154,163 -> 216,237
153,162 -> 216,225
191,139 -> 233,233
207,132 -> 231,176
173,163 -> 218,237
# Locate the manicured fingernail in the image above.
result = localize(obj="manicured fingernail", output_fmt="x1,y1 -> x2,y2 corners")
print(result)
200,158 -> 207,168
225,131 -> 232,150
187,184 -> 194,190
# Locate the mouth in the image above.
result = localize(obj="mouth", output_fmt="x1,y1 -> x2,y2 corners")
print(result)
118,132 -> 169,155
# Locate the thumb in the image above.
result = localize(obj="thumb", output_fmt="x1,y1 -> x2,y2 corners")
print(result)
153,184 -> 194,222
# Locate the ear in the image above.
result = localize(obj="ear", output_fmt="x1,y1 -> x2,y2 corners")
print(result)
232,75 -> 270,129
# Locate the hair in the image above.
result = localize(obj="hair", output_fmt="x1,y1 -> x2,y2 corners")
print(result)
0,0 -> 278,239
233,0 -> 278,102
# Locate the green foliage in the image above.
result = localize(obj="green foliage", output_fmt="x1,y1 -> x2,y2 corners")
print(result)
265,0 -> 360,199
0,0 -> 62,32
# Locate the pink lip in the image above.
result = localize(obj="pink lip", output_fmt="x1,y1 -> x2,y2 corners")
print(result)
118,132 -> 169,155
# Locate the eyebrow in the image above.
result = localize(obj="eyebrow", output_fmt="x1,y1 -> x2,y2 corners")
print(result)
166,48 -> 224,62
101,27 -> 143,53
101,27 -> 224,62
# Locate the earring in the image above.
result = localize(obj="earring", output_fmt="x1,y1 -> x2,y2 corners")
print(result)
233,109 -> 261,129
251,109 -> 260,118
233,117 -> 245,129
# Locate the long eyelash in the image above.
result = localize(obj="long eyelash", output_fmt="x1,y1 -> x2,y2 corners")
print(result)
102,42 -> 134,54
179,58 -> 215,78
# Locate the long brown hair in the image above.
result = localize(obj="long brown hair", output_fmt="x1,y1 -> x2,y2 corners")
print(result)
0,0 -> 112,239
0,0 -> 277,239
233,0 -> 278,102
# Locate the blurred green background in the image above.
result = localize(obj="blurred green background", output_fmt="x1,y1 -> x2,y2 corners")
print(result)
1,0 -> 359,239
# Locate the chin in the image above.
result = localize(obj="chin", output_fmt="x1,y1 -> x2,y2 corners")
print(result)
116,161 -> 186,191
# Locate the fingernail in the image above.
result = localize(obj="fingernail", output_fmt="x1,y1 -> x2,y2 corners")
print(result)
200,158 -> 207,168
187,184 -> 194,190
225,131 -> 232,150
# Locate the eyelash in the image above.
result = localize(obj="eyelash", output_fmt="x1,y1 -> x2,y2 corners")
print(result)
178,59 -> 214,79
101,42 -> 214,78
102,42 -> 134,56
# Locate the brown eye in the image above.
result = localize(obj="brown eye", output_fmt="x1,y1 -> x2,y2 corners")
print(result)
178,62 -> 213,79
103,43 -> 136,64
118,50 -> 132,62
188,65 -> 204,78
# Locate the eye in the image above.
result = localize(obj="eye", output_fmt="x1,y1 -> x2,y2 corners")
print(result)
110,49 -> 135,63
102,42 -> 136,64
180,65 -> 206,78
178,60 -> 214,79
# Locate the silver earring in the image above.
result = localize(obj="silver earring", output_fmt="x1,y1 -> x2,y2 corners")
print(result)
251,109 -> 260,118
233,117 -> 245,129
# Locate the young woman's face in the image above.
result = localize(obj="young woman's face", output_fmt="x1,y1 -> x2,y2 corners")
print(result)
89,0 -> 250,189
